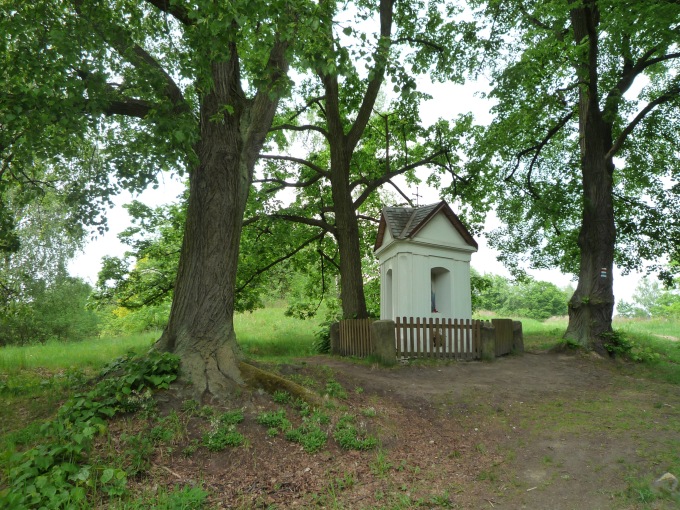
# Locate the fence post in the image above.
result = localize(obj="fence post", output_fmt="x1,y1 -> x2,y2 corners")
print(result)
480,320 -> 495,360
330,322 -> 341,355
370,320 -> 397,366
512,321 -> 524,353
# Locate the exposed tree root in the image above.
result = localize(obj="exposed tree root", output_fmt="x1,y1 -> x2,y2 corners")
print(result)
239,362 -> 324,407
156,335 -> 323,405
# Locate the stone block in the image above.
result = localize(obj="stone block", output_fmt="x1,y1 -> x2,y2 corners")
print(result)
512,321 -> 524,353
370,320 -> 397,366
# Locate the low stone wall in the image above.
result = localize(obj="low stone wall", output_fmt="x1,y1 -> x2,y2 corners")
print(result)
370,320 -> 397,366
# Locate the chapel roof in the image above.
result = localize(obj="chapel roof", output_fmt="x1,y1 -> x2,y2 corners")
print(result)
374,201 -> 478,252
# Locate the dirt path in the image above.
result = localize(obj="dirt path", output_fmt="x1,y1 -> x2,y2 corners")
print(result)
298,352 -> 680,509
148,352 -> 679,509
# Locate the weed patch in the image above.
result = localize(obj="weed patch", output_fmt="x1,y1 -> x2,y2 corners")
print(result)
333,414 -> 378,451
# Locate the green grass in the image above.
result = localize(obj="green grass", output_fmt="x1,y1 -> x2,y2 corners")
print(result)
615,317 -> 680,339
235,306 -> 318,359
515,317 -> 568,351
0,332 -> 158,374
503,314 -> 680,384
1,309 -> 676,384
0,306 -> 318,375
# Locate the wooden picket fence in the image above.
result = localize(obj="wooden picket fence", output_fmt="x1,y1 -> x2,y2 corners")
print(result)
337,317 -> 483,360
395,317 -> 481,360
337,318 -> 374,357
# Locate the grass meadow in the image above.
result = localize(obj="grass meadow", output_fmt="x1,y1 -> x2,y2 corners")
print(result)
1,307 -> 678,509
0,306 -> 319,374
1,307 -> 678,378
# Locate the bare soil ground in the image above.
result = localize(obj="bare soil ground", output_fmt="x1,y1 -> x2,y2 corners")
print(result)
136,351 -> 680,509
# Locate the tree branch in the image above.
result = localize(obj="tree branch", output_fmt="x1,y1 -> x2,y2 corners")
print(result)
505,112 -> 574,182
346,0 -> 394,151
641,51 -> 680,69
286,95 -> 326,123
258,154 -> 330,178
604,49 -> 680,119
75,69 -> 153,118
253,173 -> 324,194
268,123 -> 330,139
352,149 -> 448,209
357,214 -> 380,224
75,0 -> 188,113
318,248 -> 340,271
386,178 -> 415,205
606,81 -> 680,161
104,98 -> 153,118
244,37 -> 291,170
270,213 -> 334,233
144,0 -> 193,26
130,44 -> 187,109
236,233 -> 324,293
393,37 -> 443,52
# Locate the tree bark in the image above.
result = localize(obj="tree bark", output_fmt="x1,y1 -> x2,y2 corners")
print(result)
330,151 -> 369,319
564,2 -> 615,354
156,39 -> 288,397
323,69 -> 370,319
318,0 -> 393,319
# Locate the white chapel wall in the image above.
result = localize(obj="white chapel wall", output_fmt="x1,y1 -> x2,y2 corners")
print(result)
376,209 -> 477,322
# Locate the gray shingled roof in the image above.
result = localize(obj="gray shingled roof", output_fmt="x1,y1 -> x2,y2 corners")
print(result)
383,202 -> 440,239
374,201 -> 478,252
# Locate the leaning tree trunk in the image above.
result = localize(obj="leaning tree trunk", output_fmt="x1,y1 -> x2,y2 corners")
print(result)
156,41 -> 287,397
564,3 -> 616,355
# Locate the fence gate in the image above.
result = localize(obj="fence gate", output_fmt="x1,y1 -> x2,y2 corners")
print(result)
338,318 -> 373,357
492,319 -> 514,356
395,317 -> 481,360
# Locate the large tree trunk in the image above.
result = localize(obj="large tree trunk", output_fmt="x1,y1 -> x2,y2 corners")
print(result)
324,71 -> 370,320
156,62 -> 249,396
564,133 -> 616,355
156,40 -> 288,397
314,0 -> 392,320
330,156 -> 369,319
564,3 -> 616,354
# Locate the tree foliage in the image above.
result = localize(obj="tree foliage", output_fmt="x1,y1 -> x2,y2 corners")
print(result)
460,0 -> 680,351
0,275 -> 99,346
0,183 -> 98,345
473,272 -> 572,320
92,187 -> 334,320
464,0 -> 680,277
617,277 -> 680,319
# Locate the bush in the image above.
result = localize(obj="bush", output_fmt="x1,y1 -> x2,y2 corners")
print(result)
0,276 -> 99,346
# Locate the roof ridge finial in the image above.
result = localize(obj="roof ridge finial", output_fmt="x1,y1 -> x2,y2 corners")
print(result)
412,186 -> 422,208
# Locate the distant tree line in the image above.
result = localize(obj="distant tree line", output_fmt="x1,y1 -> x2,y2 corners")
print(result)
472,271 -> 572,321
617,278 -> 680,319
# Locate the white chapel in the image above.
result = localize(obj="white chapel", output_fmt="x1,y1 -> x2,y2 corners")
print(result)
373,201 -> 478,321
